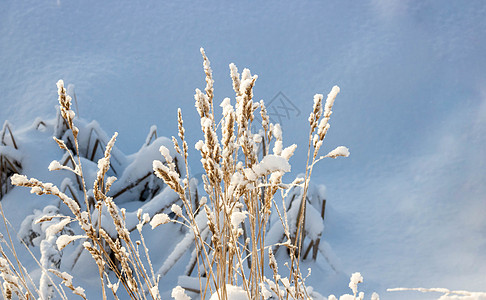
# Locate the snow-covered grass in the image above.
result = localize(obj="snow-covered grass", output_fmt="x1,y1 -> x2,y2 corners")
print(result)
1,49 -> 484,300
0,49 -> 350,300
2,49 -> 349,299
150,49 -> 352,300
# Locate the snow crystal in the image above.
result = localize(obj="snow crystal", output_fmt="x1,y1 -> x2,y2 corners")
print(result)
73,287 -> 86,298
142,213 -> 150,224
169,170 -> 181,182
239,79 -> 252,95
229,63 -> 239,79
220,97 -> 234,116
171,204 -> 183,217
195,140 -> 204,151
241,68 -> 251,81
159,145 -> 172,163
273,140 -> 282,156
273,123 -> 282,139
171,286 -> 191,300
30,186 -> 43,195
56,235 -> 86,251
107,281 -> 119,293
45,218 -> 71,237
312,134 -> 319,147
56,79 -> 64,91
324,86 -> 340,116
230,172 -> 244,186
243,154 -> 291,181
280,144 -> 296,160
220,97 -> 231,108
106,176 -> 117,187
153,160 -> 169,176
97,156 -> 109,172
150,213 -> 170,229
230,211 -> 247,228
55,270 -> 73,285
326,146 -> 350,158
10,174 -> 28,185
349,272 -> 363,295
259,155 -> 291,173
243,168 -> 257,181
200,117 -> 212,128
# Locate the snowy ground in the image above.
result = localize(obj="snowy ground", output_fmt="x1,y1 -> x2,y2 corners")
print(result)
1,1 -> 486,299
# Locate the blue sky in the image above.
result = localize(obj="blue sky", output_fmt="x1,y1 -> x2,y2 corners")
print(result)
1,1 -> 486,297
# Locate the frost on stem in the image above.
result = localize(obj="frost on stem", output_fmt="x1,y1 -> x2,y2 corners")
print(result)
11,174 -> 82,220
49,269 -> 86,299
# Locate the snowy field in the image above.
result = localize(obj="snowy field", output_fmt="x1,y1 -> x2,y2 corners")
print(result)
1,1 -> 486,299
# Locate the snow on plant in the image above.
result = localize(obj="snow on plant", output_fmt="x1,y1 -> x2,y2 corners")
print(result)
209,284 -> 249,300
152,48 -> 349,300
9,80 -> 162,299
0,49 -> 483,300
328,273 -> 378,300
18,205 -> 74,248
15,204 -> 81,299
0,255 -> 28,299
3,49 -> 353,300
172,285 -> 191,300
